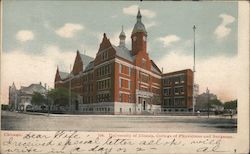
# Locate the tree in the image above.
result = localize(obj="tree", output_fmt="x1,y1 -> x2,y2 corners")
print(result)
151,95 -> 161,105
208,99 -> 223,108
48,88 -> 77,107
31,92 -> 46,106
224,100 -> 237,110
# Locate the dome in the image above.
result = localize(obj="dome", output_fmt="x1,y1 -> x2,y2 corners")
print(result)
119,26 -> 126,39
132,9 -> 147,35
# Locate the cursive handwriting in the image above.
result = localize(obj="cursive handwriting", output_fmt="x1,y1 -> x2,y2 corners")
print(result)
1,131 -> 233,154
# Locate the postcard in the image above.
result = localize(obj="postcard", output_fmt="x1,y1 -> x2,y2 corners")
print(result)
0,0 -> 249,154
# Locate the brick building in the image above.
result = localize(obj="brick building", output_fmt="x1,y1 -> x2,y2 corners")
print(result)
162,69 -> 194,112
54,10 -> 194,114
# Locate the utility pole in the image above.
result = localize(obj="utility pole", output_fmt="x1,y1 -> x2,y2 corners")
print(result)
192,25 -> 196,114
69,64 -> 72,113
207,88 -> 210,118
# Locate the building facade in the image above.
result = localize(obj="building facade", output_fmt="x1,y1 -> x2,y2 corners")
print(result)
54,10 -> 194,114
195,91 -> 218,111
162,69 -> 194,112
8,82 -> 47,111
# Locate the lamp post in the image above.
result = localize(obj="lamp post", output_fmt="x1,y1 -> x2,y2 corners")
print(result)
192,25 -> 196,114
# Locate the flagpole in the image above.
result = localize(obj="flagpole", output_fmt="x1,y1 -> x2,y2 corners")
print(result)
192,25 -> 196,114
69,64 -> 72,113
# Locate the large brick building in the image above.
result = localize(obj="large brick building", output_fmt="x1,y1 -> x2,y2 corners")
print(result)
55,10 -> 194,114
162,69 -> 194,112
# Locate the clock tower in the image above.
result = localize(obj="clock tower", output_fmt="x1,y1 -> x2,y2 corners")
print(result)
131,9 -> 147,56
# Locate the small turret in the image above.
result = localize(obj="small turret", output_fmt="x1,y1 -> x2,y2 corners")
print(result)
119,26 -> 126,47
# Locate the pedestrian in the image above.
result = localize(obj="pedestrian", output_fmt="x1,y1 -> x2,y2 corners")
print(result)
197,110 -> 200,117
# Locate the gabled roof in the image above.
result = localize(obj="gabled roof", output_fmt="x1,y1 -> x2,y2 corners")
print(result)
79,53 -> 94,70
20,84 -> 46,95
9,82 -> 17,92
112,45 -> 134,62
84,61 -> 94,72
59,71 -> 70,80
151,60 -> 162,74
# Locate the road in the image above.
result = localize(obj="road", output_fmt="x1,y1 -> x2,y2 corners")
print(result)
1,111 -> 237,133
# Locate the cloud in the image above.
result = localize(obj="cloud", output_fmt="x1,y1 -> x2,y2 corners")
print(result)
123,5 -> 156,18
16,30 -> 34,42
156,51 -> 237,102
55,23 -> 84,38
158,35 -> 180,47
145,21 -> 157,29
1,46 -> 76,103
214,14 -> 235,40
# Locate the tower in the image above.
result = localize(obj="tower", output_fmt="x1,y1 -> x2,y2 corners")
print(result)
119,26 -> 126,47
131,9 -> 147,55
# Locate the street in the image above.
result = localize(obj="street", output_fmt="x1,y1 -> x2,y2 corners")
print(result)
1,111 -> 236,133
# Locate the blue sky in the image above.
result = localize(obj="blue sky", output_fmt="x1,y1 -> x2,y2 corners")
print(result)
1,1 -> 238,103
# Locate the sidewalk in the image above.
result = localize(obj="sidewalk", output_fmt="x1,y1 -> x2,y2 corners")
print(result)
19,111 -> 237,119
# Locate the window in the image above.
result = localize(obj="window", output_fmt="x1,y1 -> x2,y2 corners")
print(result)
175,77 -> 180,84
180,75 -> 185,83
102,51 -> 108,61
142,58 -> 146,68
180,87 -> 184,94
119,64 -> 122,73
128,67 -> 131,76
174,88 -> 179,94
108,65 -> 110,74
163,88 -> 171,96
119,93 -> 122,102
119,78 -> 122,88
133,36 -> 136,41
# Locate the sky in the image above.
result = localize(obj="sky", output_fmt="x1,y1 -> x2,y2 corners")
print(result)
1,0 -> 238,104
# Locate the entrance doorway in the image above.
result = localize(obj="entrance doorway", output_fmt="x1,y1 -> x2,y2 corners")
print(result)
143,101 -> 146,110
75,100 -> 79,111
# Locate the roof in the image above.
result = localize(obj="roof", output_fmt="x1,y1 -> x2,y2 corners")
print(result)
79,53 -> 94,70
59,71 -> 70,80
151,60 -> 162,74
84,61 -> 94,72
132,10 -> 147,35
162,69 -> 193,77
112,45 -> 134,62
20,84 -> 46,95
9,82 -> 16,92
